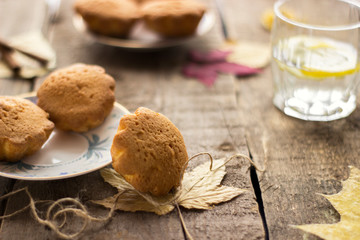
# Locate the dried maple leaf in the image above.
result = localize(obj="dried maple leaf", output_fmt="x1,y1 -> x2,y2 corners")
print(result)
177,159 -> 244,209
182,49 -> 260,87
182,62 -> 260,87
94,158 -> 246,215
260,9 -> 275,31
182,62 -> 218,87
260,8 -> 296,32
221,41 -> 271,69
295,166 -> 360,240
95,168 -> 175,215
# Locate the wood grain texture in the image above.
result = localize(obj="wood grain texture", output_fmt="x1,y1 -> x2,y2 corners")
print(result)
0,0 -> 264,239
236,67 -> 352,240
0,172 -> 185,240
229,1 -> 360,239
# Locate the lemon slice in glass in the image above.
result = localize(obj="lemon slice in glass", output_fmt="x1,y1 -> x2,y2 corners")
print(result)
276,35 -> 359,80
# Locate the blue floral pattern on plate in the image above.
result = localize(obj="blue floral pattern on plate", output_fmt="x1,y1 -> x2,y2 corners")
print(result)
0,95 -> 129,180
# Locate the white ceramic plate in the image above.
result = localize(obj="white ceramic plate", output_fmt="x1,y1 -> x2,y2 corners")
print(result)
0,95 -> 129,180
72,11 -> 215,50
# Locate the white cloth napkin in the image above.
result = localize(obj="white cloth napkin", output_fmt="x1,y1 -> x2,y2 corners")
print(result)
0,31 -> 56,79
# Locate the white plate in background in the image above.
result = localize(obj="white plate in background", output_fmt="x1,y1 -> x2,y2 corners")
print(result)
72,11 -> 215,50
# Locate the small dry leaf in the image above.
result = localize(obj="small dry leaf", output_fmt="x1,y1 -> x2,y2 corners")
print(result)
260,8 -> 296,32
260,8 -> 275,31
182,50 -> 260,87
94,158 -> 246,215
295,166 -> 360,240
95,168 -> 175,215
178,159 -> 244,209
221,41 -> 271,69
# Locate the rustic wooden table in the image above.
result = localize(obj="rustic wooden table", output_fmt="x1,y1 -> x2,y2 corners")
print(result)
1,0 -> 359,239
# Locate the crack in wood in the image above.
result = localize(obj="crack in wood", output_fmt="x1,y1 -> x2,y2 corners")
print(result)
216,89 -> 268,239
247,140 -> 269,240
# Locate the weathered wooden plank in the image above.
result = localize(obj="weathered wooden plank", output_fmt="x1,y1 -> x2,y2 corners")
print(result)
236,67 -> 352,240
0,172 -> 185,240
0,178 -> 15,227
0,79 -> 32,95
174,76 -> 264,240
232,0 -> 360,238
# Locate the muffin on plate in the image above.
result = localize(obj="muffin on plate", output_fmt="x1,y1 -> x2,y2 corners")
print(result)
37,63 -> 115,132
0,96 -> 54,162
74,0 -> 142,37
141,0 -> 207,38
111,107 -> 188,196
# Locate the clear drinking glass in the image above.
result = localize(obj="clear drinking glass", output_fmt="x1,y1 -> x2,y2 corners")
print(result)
271,0 -> 360,121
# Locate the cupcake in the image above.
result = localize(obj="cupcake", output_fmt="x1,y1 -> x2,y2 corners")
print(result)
141,0 -> 206,37
111,107 -> 188,196
0,96 -> 54,162
37,63 -> 116,132
74,0 -> 142,37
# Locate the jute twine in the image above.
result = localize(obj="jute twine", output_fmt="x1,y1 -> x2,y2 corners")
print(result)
0,153 -> 264,239
0,187 -> 120,239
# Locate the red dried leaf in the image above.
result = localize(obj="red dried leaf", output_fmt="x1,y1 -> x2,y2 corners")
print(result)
182,62 -> 218,87
182,62 -> 260,87
183,48 -> 261,87
210,62 -> 261,75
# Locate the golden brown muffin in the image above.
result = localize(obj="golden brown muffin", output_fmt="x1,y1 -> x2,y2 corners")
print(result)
111,107 -> 188,196
0,97 -> 54,162
74,0 -> 142,37
37,64 -> 115,132
141,0 -> 206,38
